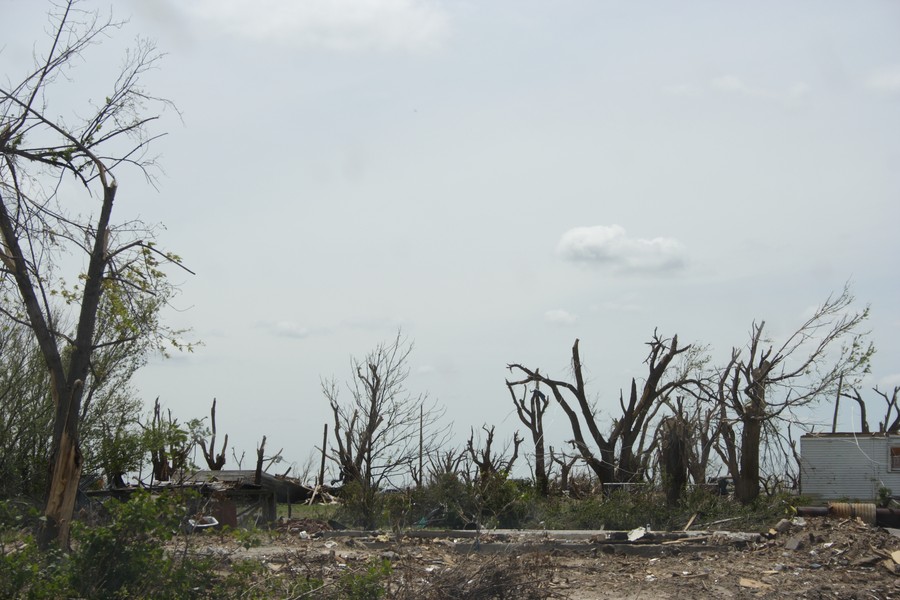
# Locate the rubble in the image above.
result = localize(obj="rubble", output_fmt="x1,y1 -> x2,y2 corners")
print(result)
179,514 -> 900,599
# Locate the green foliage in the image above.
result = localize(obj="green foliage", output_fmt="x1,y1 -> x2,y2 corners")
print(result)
337,559 -> 392,600
67,490 -> 211,600
210,558 -> 323,600
0,302 -> 161,498
0,535 -> 71,599
375,474 -> 538,531
277,501 -> 338,521
230,526 -> 263,549
540,490 -> 654,530
538,486 -> 809,531
0,322 -> 54,498
334,481 -> 383,530
476,474 -> 536,528
0,500 -> 68,598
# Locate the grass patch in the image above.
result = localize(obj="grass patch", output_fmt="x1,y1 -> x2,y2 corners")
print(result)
276,502 -> 339,521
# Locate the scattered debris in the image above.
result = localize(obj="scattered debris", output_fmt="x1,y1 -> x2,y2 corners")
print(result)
739,577 -> 772,590
174,513 -> 900,599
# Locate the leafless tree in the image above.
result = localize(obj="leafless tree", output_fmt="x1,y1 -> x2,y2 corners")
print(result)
0,1 -> 188,547
323,332 -> 446,525
839,385 -> 900,434
836,386 -> 871,433
548,446 -> 579,495
466,425 -> 522,480
197,398 -> 228,470
427,447 -> 468,482
507,332 -> 699,488
874,386 -> 900,433
507,377 -> 550,496
254,435 -> 283,484
707,285 -> 874,503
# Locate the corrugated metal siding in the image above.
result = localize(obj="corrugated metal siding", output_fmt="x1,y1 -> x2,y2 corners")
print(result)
800,435 -> 900,501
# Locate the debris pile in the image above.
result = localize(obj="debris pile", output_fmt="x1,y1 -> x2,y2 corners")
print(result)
185,515 -> 900,599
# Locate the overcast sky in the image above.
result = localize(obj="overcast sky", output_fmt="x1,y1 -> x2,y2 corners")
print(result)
3,0 -> 899,478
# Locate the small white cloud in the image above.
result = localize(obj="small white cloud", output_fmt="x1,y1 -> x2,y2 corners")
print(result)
545,309 -> 578,326
182,0 -> 450,51
557,225 -> 686,274
417,364 -> 437,375
866,66 -> 900,94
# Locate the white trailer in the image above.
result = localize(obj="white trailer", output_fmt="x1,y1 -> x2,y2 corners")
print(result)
800,433 -> 900,501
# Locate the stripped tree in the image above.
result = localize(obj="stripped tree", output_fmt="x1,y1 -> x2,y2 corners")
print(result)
466,425 -> 522,480
323,332 -> 446,528
0,1 -> 188,547
197,398 -> 228,470
707,285 -> 874,503
506,377 -> 550,496
507,332 -> 700,488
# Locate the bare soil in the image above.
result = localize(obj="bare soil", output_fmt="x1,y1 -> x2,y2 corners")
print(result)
191,516 -> 900,599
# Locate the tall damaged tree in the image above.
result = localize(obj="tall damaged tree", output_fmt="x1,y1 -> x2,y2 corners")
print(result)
323,332 -> 446,528
507,332 -> 701,488
708,285 -> 873,504
0,2 -> 186,548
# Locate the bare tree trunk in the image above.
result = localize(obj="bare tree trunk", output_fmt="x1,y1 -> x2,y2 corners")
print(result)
418,405 -> 423,489
199,398 -> 228,470
736,415 -> 762,503
831,375 -> 843,433
40,385 -> 83,547
508,381 -> 550,495
319,424 -> 328,488
255,436 -> 266,486
660,417 -> 689,506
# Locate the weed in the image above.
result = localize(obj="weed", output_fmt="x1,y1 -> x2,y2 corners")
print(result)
337,559 -> 392,600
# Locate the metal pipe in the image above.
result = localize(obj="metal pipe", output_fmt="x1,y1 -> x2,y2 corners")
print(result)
796,503 -> 900,527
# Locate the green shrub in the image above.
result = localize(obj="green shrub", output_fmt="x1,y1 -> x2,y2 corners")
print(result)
0,535 -> 71,599
68,490 -> 211,599
383,474 -> 473,530
337,559 -> 392,600
334,481 -> 383,530
538,485 -> 809,532
0,500 -> 70,599
210,558 -> 324,599
476,474 -> 537,528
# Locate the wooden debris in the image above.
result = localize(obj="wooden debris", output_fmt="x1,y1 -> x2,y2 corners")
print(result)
683,513 -> 698,531
739,577 -> 772,590
662,536 -> 709,545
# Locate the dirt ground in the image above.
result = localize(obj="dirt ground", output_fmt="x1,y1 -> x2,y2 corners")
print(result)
194,516 -> 900,599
